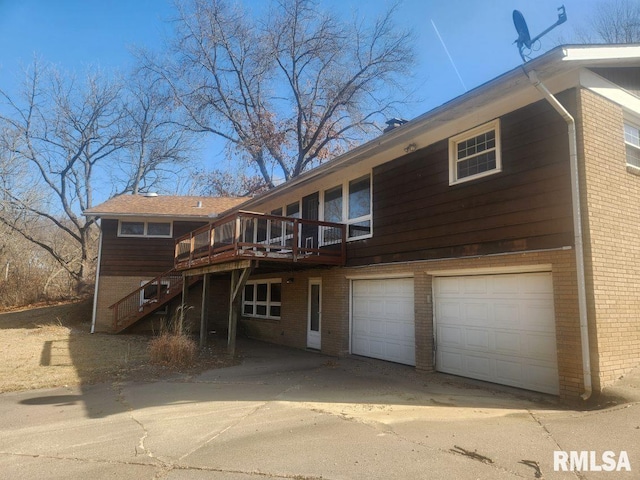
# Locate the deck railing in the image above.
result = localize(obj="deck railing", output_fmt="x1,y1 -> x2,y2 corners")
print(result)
175,211 -> 346,271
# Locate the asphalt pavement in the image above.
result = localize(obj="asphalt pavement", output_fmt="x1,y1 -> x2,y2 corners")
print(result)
0,339 -> 638,479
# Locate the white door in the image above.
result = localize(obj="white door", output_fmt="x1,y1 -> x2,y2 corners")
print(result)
307,279 -> 321,349
434,272 -> 559,395
351,278 -> 415,365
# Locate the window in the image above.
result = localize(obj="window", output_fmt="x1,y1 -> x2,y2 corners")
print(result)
323,186 -> 343,223
119,220 -> 172,237
140,280 -> 169,314
348,175 -> 371,238
321,174 -> 372,240
624,122 -> 640,168
449,120 -> 501,185
286,202 -> 300,218
265,174 -> 372,243
242,279 -> 282,319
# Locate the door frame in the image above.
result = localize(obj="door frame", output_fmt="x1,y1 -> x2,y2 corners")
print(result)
307,278 -> 322,349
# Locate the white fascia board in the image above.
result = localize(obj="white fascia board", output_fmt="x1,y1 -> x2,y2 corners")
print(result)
580,68 -> 640,116
563,45 -> 640,63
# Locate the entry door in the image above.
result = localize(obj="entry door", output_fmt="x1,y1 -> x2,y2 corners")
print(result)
307,279 -> 322,349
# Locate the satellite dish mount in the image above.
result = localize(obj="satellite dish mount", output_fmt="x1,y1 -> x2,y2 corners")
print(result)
513,6 -> 567,62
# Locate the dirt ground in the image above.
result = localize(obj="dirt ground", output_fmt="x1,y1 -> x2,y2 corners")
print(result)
0,300 -> 234,393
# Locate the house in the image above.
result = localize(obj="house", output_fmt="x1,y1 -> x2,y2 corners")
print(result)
86,44 -> 640,400
83,194 -> 249,333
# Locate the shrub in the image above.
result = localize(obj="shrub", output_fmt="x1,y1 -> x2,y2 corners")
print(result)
149,333 -> 197,367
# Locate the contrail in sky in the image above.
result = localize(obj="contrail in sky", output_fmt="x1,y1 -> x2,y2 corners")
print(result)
431,19 -> 468,92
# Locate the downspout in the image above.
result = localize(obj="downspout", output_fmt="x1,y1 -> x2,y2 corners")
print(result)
526,69 -> 592,400
90,219 -> 103,334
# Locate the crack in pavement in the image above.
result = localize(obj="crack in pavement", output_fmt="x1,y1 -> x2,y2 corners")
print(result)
527,409 -> 585,480
175,378 -> 312,462
110,381 -> 163,466
0,451 -> 328,479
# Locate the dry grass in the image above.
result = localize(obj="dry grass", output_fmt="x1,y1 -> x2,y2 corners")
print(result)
0,299 -> 236,393
149,333 -> 198,367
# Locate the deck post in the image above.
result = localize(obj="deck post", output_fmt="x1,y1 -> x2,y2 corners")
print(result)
181,273 -> 189,307
227,266 -> 252,356
200,273 -> 210,348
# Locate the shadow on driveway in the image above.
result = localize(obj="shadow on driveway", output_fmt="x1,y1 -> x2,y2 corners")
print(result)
17,337 -> 568,420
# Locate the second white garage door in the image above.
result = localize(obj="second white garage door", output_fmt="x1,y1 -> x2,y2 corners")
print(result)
434,272 -> 559,395
351,278 -> 415,366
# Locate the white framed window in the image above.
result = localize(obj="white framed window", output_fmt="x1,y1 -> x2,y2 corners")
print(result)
118,220 -> 172,238
624,121 -> 640,168
449,119 -> 501,185
321,173 -> 372,241
140,280 -> 169,314
242,279 -> 282,319
347,175 -> 371,239
265,173 -> 372,243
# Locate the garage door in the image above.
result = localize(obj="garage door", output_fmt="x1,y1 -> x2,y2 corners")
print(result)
351,278 -> 415,365
434,272 -> 559,395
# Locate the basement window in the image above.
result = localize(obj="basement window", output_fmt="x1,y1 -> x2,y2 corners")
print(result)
140,280 -> 169,314
242,279 -> 282,319
449,119 -> 502,185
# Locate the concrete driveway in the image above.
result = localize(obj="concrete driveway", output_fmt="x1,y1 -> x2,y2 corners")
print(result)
0,339 -> 638,479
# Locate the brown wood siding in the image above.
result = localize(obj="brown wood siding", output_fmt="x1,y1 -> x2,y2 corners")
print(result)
590,67 -> 640,97
100,219 -> 208,276
347,93 -> 575,266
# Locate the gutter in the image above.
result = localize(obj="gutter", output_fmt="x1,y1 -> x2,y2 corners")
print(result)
525,68 -> 592,400
90,219 -> 103,334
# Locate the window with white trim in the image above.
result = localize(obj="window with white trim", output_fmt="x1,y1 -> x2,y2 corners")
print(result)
242,279 -> 282,319
140,280 -> 169,314
347,175 -> 371,238
118,220 -> 172,237
624,121 -> 640,168
321,173 -> 372,240
449,120 -> 501,185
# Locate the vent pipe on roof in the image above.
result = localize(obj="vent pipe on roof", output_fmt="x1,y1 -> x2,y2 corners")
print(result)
196,201 -> 203,208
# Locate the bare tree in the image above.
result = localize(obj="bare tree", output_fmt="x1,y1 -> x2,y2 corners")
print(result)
0,61 -> 125,292
112,74 -> 196,196
189,168 -> 268,197
143,0 -> 415,188
575,0 -> 640,43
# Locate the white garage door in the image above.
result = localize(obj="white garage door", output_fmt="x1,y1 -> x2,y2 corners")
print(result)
352,278 -> 415,366
434,272 -> 559,395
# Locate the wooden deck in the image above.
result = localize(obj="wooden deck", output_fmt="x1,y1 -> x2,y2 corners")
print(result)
174,211 -> 346,272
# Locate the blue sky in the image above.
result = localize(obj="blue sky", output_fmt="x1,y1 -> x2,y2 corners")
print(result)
0,0 -> 603,115
0,0 -> 602,195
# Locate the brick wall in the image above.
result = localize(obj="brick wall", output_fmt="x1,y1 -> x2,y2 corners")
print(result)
94,276 -> 144,332
228,248 -> 582,398
577,87 -> 640,389
95,275 -> 203,334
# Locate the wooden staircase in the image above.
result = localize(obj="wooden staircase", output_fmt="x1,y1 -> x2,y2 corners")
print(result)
109,269 -> 199,333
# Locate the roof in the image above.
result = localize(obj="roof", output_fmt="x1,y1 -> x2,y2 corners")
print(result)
83,194 -> 250,219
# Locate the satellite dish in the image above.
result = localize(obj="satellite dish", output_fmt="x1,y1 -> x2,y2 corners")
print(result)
513,6 -> 567,62
513,10 -> 532,50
